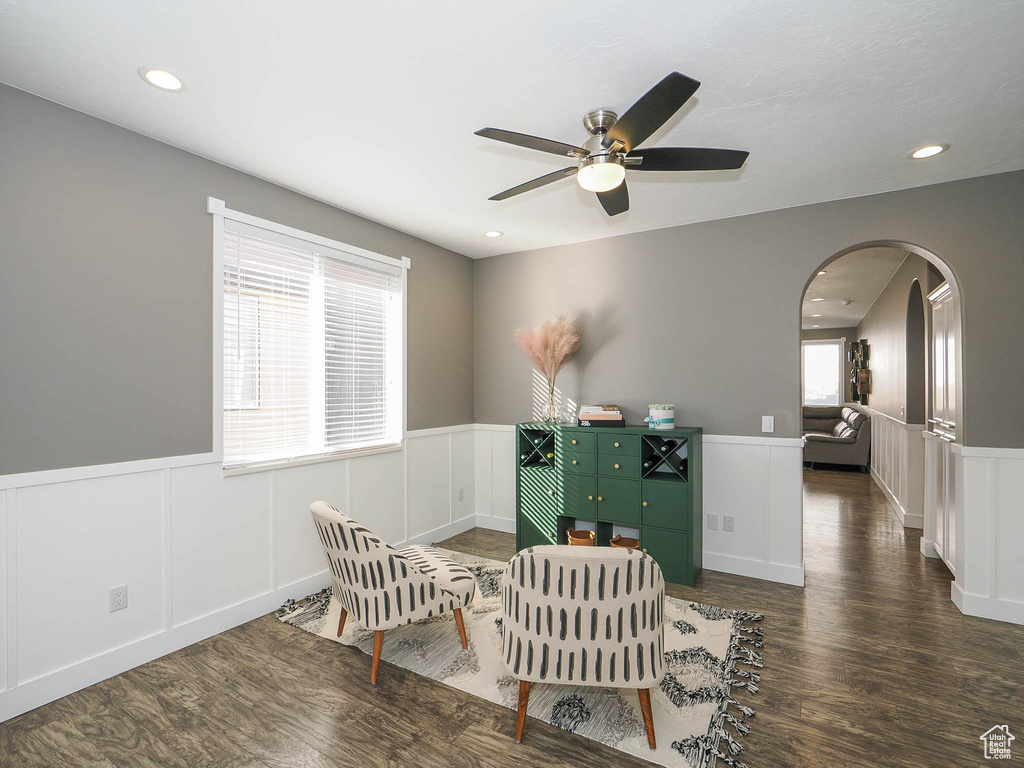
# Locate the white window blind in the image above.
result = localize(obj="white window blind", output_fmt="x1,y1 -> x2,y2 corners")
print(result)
222,219 -> 404,470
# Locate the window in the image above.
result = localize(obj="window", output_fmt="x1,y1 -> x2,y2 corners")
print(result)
802,339 -> 843,406
213,200 -> 406,472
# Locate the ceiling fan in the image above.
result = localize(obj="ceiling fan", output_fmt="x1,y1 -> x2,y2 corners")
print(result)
475,72 -> 748,216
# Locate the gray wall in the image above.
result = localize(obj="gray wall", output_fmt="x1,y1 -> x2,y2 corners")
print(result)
474,170 -> 1024,448
0,85 -> 474,475
855,254 -> 934,423
800,327 -> 858,403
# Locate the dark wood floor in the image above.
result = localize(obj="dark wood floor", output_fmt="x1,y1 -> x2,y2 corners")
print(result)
2,469 -> 1022,767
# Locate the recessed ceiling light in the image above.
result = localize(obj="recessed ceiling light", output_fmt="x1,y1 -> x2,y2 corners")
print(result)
817,270 -> 827,276
810,297 -> 826,302
812,324 -> 821,328
484,230 -> 503,238
138,67 -> 186,92
811,314 -> 822,317
910,144 -> 948,159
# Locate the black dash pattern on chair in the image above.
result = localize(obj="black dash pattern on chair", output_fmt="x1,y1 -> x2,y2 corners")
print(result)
500,546 -> 666,688
310,501 -> 476,632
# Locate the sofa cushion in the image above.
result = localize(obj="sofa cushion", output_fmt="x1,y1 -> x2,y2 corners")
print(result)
804,431 -> 857,444
845,409 -> 867,430
832,422 -> 853,438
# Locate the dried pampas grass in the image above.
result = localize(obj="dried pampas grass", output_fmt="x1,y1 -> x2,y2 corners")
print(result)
514,317 -> 582,382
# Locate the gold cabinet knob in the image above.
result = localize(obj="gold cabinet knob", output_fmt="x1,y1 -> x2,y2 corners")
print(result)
642,501 -> 648,507
572,439 -> 578,445
597,496 -> 603,502
614,442 -> 620,448
550,532 -> 556,538
572,460 -> 578,465
588,495 -> 593,500
614,463 -> 620,469
642,548 -> 648,554
548,490 -> 553,495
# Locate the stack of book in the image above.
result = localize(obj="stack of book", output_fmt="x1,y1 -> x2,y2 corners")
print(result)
577,405 -> 625,428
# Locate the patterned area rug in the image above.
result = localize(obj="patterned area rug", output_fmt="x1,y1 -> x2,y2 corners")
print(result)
277,549 -> 764,768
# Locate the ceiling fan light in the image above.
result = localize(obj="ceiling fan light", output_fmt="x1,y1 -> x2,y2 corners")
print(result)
577,155 -> 626,193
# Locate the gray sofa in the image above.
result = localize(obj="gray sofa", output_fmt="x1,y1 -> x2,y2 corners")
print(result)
802,406 -> 871,470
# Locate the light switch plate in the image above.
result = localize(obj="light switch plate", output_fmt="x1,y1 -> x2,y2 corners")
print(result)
761,415 -> 775,433
707,514 -> 719,531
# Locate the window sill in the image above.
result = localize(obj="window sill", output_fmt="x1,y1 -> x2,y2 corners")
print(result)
223,443 -> 402,477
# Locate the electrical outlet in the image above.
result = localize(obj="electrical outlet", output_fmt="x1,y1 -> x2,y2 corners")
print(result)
109,584 -> 128,613
761,415 -> 775,433
723,516 -> 736,533
458,487 -> 464,502
707,514 -> 719,531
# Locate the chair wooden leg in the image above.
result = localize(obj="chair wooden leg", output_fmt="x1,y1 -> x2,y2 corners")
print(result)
637,688 -> 656,750
453,607 -> 469,649
336,607 -> 348,638
515,681 -> 531,743
370,630 -> 385,685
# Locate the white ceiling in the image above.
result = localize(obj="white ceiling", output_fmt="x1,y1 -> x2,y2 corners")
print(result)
802,247 -> 909,329
2,1 -> 1023,258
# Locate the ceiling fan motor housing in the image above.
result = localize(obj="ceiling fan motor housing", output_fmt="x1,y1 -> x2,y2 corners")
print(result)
583,109 -> 618,136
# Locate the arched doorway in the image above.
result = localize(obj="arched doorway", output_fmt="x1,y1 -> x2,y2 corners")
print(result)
798,241 -> 963,595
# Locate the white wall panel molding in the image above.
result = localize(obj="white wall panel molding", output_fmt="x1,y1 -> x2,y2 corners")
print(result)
953,448 -> 1024,625
0,453 -> 217,491
865,407 -> 925,529
703,439 -> 805,586
0,424 -> 478,723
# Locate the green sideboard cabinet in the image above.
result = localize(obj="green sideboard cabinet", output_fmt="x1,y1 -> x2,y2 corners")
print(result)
515,422 -> 703,585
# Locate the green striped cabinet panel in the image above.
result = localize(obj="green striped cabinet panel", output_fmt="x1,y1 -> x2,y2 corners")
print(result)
516,423 -> 703,586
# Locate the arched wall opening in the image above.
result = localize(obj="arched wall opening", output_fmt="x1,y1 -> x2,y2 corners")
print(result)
905,280 -> 926,425
798,240 -> 964,595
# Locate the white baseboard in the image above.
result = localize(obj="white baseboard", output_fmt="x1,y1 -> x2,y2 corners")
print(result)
871,468 -> 923,529
951,582 -> 1024,625
703,552 -> 805,587
401,515 -> 478,547
475,515 -> 516,534
0,570 -> 330,723
920,539 -> 940,558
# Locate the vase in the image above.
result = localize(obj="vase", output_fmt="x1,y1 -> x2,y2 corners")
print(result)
541,379 -> 560,422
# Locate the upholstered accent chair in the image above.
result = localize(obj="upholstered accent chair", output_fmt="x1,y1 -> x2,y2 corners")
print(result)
501,545 -> 666,748
310,501 -> 476,683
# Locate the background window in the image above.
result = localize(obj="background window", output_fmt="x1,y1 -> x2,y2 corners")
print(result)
802,340 -> 843,406
221,220 -> 404,470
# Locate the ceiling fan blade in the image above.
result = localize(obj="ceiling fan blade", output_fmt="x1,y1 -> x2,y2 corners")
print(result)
604,72 -> 700,152
596,181 -> 629,216
488,167 -> 577,201
626,147 -> 749,171
475,128 -> 585,158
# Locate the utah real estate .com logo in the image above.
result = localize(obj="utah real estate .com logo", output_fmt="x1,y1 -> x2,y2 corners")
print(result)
980,725 -> 1015,760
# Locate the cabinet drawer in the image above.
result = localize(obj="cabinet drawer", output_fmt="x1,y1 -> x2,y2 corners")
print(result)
560,430 -> 595,453
597,453 -> 640,478
560,451 -> 596,475
563,474 -> 597,519
598,432 -> 639,455
641,480 -> 690,531
641,527 -> 690,584
596,477 -> 640,525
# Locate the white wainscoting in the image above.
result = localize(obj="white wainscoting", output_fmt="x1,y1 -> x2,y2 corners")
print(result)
951,445 -> 1024,626
473,425 -> 517,534
0,425 -> 477,722
4,424 -> 1017,721
866,409 -> 925,529
702,435 -> 805,587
